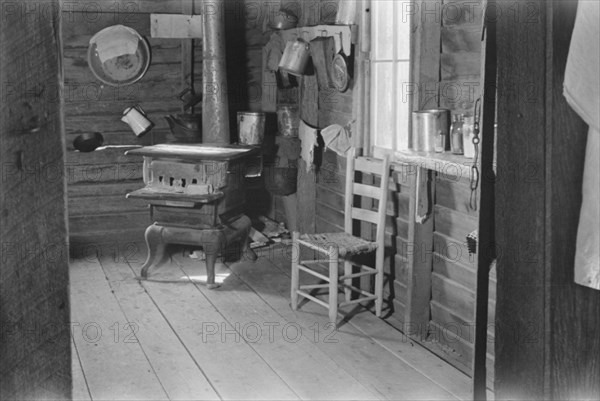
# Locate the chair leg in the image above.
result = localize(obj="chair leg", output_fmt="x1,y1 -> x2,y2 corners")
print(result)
344,259 -> 352,302
329,246 -> 339,323
375,248 -> 384,317
290,232 -> 300,311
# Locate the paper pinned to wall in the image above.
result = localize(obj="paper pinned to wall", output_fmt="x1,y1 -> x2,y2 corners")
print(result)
150,14 -> 203,38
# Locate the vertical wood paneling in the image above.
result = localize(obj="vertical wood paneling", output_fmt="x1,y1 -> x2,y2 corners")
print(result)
548,3 -> 600,396
1,3 -> 71,398
496,1 -> 600,399
496,1 -> 547,398
439,0 -> 482,114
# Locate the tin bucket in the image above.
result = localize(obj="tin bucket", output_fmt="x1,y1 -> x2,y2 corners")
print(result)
237,111 -> 266,145
335,0 -> 357,24
412,109 -> 450,151
277,105 -> 300,137
279,39 -> 311,76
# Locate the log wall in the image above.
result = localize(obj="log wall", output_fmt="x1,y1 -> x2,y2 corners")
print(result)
63,2 -> 187,246
63,0 -> 268,245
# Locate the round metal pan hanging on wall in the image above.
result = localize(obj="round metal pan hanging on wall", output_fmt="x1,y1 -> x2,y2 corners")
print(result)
331,53 -> 350,92
88,25 -> 151,86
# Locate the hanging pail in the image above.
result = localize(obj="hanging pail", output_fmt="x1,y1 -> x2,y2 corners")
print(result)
277,105 -> 300,137
412,109 -> 451,151
335,0 -> 357,24
279,39 -> 311,76
237,111 -> 266,145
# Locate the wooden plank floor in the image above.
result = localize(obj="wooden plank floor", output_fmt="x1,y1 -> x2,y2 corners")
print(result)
70,243 -> 472,400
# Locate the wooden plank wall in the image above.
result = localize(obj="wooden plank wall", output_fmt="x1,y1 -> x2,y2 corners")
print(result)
309,0 -> 497,384
428,173 -> 495,387
62,1 -> 189,246
64,0 -> 270,244
496,1 -> 600,399
439,0 -> 483,114
269,0 -> 335,229
0,1 -> 71,398
426,1 -> 496,386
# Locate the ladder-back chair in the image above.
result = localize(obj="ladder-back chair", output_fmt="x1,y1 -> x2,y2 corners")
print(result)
291,148 -> 390,323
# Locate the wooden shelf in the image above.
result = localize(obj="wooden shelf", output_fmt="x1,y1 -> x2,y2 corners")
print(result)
390,150 -> 476,179
280,24 -> 356,56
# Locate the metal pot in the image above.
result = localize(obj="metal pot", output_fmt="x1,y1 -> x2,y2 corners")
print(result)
237,111 -> 266,145
277,105 -> 300,137
412,109 -> 451,152
270,9 -> 298,30
164,114 -> 202,143
335,0 -> 357,24
279,39 -> 311,76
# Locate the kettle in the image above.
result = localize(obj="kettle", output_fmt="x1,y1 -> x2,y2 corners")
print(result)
164,114 -> 202,143
122,105 -> 153,137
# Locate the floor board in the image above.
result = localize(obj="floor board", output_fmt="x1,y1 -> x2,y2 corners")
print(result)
127,254 -> 299,401
228,248 -> 460,400
71,338 -> 91,401
260,245 -> 473,400
70,258 -> 168,400
98,255 -> 220,400
172,253 -> 380,401
70,243 -> 471,401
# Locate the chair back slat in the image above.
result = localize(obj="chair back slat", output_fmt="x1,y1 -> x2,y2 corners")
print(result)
353,183 -> 381,199
344,150 -> 391,239
351,207 -> 379,225
354,157 -> 383,175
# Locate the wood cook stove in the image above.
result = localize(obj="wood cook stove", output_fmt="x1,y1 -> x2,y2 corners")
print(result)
125,144 -> 260,288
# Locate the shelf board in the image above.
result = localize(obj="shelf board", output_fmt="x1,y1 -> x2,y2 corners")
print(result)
381,149 -> 477,179
280,24 -> 356,56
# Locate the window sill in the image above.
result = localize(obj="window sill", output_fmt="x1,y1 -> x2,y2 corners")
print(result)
374,147 -> 476,179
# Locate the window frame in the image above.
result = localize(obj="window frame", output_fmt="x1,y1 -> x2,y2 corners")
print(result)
369,0 -> 415,158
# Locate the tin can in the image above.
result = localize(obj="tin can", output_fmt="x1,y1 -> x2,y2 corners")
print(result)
277,105 -> 300,137
412,109 -> 451,152
237,111 -> 266,145
279,39 -> 311,76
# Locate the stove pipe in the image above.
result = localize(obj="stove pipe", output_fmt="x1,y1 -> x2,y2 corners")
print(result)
202,0 -> 230,144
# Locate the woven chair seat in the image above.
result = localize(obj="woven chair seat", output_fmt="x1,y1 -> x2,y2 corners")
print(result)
299,232 -> 378,257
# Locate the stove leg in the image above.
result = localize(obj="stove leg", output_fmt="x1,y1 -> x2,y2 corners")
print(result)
205,249 -> 220,289
141,225 -> 168,278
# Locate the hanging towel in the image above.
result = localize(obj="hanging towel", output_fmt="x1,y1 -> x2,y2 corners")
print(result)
299,120 -> 318,172
574,129 -> 600,290
320,123 -> 352,156
564,0 -> 600,290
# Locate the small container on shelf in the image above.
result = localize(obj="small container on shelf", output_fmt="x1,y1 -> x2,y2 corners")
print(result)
434,130 -> 446,153
450,114 -> 464,155
463,115 -> 476,158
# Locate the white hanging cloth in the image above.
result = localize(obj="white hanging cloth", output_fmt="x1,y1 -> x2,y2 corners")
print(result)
298,120 -> 318,172
564,0 -> 600,290
320,123 -> 352,156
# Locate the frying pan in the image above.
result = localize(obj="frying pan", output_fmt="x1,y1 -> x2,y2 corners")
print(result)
73,132 -> 104,152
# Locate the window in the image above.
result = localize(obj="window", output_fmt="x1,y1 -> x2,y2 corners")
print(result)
370,0 -> 412,154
